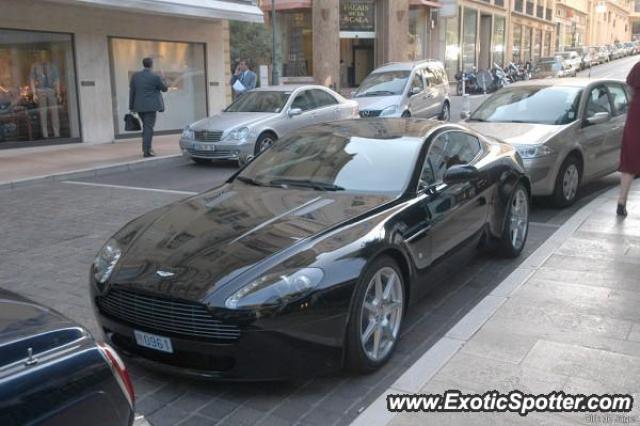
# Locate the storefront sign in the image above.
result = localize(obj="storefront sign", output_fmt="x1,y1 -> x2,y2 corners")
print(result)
340,0 -> 375,38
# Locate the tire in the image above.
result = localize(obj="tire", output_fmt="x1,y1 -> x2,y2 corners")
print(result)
497,182 -> 530,258
346,256 -> 405,373
401,110 -> 411,118
552,155 -> 581,207
254,132 -> 277,155
191,157 -> 210,165
439,101 -> 450,121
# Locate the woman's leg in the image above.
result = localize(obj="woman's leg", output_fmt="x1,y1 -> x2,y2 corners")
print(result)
619,172 -> 635,206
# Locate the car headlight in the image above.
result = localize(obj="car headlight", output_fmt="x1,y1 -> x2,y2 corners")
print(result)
181,126 -> 194,140
225,268 -> 324,310
380,105 -> 399,117
513,144 -> 554,159
93,239 -> 122,284
225,127 -> 250,141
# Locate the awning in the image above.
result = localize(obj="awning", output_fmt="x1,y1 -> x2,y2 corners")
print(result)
43,0 -> 264,23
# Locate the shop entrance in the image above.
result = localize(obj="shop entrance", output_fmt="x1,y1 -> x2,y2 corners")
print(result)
340,38 -> 374,88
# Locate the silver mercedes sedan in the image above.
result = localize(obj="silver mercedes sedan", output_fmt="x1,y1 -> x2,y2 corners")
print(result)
180,85 -> 359,165
463,78 -> 628,206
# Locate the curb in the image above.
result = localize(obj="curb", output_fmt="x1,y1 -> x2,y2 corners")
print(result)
0,154 -> 184,191
350,186 -> 615,426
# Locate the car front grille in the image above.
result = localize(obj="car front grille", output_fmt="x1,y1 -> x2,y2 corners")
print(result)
187,148 -> 238,159
359,110 -> 382,118
96,288 -> 241,341
194,130 -> 223,142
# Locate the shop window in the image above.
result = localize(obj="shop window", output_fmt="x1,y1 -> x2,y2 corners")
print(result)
493,16 -> 506,66
513,25 -> 522,63
109,38 -> 206,136
544,31 -> 552,56
409,8 -> 428,61
0,29 -> 80,148
462,8 -> 478,71
523,27 -> 532,63
440,15 -> 460,79
533,29 -> 542,63
277,11 -> 313,77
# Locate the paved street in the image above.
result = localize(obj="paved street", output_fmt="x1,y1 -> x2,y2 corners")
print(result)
0,56 -> 637,426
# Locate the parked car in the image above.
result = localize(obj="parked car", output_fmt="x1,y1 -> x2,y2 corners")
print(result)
0,288 -> 134,426
179,85 -> 359,166
531,56 -> 575,79
353,60 -> 450,121
565,47 -> 593,70
623,42 -> 636,56
609,44 -> 625,59
91,119 -> 530,379
595,46 -> 611,64
463,78 -> 628,206
554,51 -> 581,73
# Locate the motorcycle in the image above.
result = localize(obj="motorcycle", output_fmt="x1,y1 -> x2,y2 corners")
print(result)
455,68 -> 491,95
492,63 -> 510,90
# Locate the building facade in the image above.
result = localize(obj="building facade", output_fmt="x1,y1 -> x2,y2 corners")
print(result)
555,0 -> 589,49
588,0 -> 633,45
0,0 -> 262,150
629,0 -> 640,38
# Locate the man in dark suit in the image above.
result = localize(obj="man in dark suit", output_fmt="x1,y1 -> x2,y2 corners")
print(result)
129,57 -> 168,157
230,60 -> 257,98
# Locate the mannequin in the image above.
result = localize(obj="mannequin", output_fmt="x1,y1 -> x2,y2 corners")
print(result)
30,49 -> 61,139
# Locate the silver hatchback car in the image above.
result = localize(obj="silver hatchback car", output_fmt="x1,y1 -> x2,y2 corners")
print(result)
180,85 -> 359,165
464,79 -> 627,206
353,60 -> 450,121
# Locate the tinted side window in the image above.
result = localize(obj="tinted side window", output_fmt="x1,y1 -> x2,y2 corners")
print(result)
291,91 -> 316,111
606,84 -> 629,115
585,85 -> 612,118
419,131 -> 481,188
310,89 -> 339,108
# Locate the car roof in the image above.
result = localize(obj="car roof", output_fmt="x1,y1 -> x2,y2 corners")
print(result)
507,78 -> 626,88
251,84 -> 335,93
294,118 -> 454,142
371,60 -> 444,73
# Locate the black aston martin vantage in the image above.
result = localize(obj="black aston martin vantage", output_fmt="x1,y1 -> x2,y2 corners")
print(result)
90,118 -> 530,380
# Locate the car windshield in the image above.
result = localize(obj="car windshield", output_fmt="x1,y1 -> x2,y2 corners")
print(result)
354,71 -> 410,97
225,91 -> 290,113
237,128 -> 422,195
534,60 -> 561,73
470,86 -> 582,125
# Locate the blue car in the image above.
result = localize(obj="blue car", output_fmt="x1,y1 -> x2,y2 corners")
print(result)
0,288 -> 135,426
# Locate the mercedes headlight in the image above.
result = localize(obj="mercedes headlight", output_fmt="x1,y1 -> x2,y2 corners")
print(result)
225,268 -> 324,310
94,239 -> 122,284
225,127 -> 250,141
380,105 -> 400,117
181,126 -> 194,140
513,144 -> 553,159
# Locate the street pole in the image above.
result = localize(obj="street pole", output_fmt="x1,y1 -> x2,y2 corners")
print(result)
271,0 -> 279,86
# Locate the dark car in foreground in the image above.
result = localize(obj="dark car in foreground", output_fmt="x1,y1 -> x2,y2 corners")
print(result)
90,119 -> 530,380
0,289 -> 134,426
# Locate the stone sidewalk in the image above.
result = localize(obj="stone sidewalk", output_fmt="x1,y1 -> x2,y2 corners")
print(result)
0,134 -> 181,189
353,180 -> 640,426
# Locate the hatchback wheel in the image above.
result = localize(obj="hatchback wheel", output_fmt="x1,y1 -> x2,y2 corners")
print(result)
498,183 -> 529,258
439,102 -> 450,121
553,156 -> 581,207
347,256 -> 404,373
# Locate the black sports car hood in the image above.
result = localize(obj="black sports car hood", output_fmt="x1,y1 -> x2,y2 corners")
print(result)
110,183 -> 393,301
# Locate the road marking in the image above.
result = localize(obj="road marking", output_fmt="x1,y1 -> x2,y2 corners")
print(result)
529,221 -> 561,228
62,180 -> 197,196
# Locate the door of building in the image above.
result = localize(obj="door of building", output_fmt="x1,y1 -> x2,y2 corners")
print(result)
354,44 -> 374,86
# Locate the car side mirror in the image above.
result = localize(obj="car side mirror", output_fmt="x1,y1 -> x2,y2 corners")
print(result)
288,107 -> 303,117
408,86 -> 421,97
585,111 -> 611,126
443,164 -> 479,185
460,111 -> 470,120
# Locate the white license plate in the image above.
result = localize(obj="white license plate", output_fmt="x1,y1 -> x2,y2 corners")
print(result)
193,142 -> 215,151
134,330 -> 174,353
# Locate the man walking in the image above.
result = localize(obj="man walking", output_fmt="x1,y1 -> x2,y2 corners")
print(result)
129,57 -> 168,157
230,60 -> 256,98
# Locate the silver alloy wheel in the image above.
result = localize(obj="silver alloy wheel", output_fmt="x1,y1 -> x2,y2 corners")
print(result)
441,103 -> 450,121
562,164 -> 579,202
509,188 -> 529,251
360,267 -> 403,362
258,136 -> 274,152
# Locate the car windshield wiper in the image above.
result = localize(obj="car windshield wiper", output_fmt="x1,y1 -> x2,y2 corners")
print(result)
268,178 -> 345,191
236,176 -> 269,187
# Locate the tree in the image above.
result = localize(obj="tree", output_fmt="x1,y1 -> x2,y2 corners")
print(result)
229,21 -> 273,70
